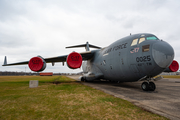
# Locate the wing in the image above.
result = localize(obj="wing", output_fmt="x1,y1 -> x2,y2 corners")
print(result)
3,51 -> 95,66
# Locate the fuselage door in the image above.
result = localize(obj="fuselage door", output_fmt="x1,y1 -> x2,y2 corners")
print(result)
128,38 -> 141,75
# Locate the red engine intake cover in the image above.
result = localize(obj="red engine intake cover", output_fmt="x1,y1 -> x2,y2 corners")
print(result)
66,52 -> 82,69
28,57 -> 46,72
169,60 -> 179,72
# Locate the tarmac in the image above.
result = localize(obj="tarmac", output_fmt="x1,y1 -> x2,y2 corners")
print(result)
67,75 -> 180,120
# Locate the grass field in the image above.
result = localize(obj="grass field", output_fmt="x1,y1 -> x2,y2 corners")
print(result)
0,76 -> 168,120
161,75 -> 180,79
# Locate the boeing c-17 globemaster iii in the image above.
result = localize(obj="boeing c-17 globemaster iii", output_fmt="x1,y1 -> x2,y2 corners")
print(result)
3,33 -> 179,91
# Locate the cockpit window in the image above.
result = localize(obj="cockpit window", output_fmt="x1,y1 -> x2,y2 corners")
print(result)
131,36 -> 158,47
139,37 -> 145,44
131,38 -> 138,46
146,36 -> 158,40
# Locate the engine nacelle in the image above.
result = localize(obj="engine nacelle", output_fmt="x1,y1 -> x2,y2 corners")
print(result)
164,60 -> 179,72
28,56 -> 46,72
66,52 -> 82,69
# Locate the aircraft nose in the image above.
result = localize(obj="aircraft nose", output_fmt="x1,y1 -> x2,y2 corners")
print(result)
152,41 -> 174,68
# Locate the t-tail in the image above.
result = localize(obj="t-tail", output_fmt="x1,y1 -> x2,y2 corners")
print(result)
66,42 -> 101,51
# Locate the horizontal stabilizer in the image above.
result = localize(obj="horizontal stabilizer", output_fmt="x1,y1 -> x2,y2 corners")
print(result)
66,42 -> 101,51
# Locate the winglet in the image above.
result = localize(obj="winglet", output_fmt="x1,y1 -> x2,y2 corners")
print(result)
85,42 -> 90,51
66,42 -> 101,51
3,56 -> 7,66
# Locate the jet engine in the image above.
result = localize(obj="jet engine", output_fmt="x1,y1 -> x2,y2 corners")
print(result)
164,60 -> 179,72
66,52 -> 82,69
28,56 -> 46,72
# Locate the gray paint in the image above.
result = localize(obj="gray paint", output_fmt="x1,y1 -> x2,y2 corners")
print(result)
81,33 -> 174,82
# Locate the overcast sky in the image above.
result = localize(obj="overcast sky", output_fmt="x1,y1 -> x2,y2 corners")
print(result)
0,0 -> 180,73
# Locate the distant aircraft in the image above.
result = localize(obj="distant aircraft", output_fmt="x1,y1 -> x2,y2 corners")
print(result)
3,33 -> 179,91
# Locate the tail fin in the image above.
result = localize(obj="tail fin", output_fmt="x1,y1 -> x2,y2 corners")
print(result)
66,42 -> 101,51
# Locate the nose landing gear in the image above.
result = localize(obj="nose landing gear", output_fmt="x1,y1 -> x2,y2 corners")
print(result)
141,81 -> 156,91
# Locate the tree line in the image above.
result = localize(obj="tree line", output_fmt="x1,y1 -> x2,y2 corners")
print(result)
0,71 -> 39,76
0,71 -> 82,76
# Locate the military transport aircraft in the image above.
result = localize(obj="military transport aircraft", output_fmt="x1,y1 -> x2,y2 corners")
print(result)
3,33 -> 179,91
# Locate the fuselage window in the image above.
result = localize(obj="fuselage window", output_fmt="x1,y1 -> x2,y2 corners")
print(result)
139,37 -> 145,44
142,45 -> 150,52
146,36 -> 158,40
131,38 -> 138,46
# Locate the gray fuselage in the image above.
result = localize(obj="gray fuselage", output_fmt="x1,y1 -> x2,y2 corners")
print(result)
82,33 -> 174,82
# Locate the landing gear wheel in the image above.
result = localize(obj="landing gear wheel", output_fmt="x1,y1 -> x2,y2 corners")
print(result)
141,82 -> 149,91
81,77 -> 84,82
83,77 -> 87,82
149,82 -> 156,91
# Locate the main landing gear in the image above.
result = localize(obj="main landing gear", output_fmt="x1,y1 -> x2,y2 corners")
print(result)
81,77 -> 85,82
81,77 -> 88,82
141,81 -> 156,91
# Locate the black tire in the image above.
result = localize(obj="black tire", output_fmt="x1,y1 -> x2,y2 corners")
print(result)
84,77 -> 87,82
141,82 -> 149,91
81,77 -> 84,82
149,82 -> 156,91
